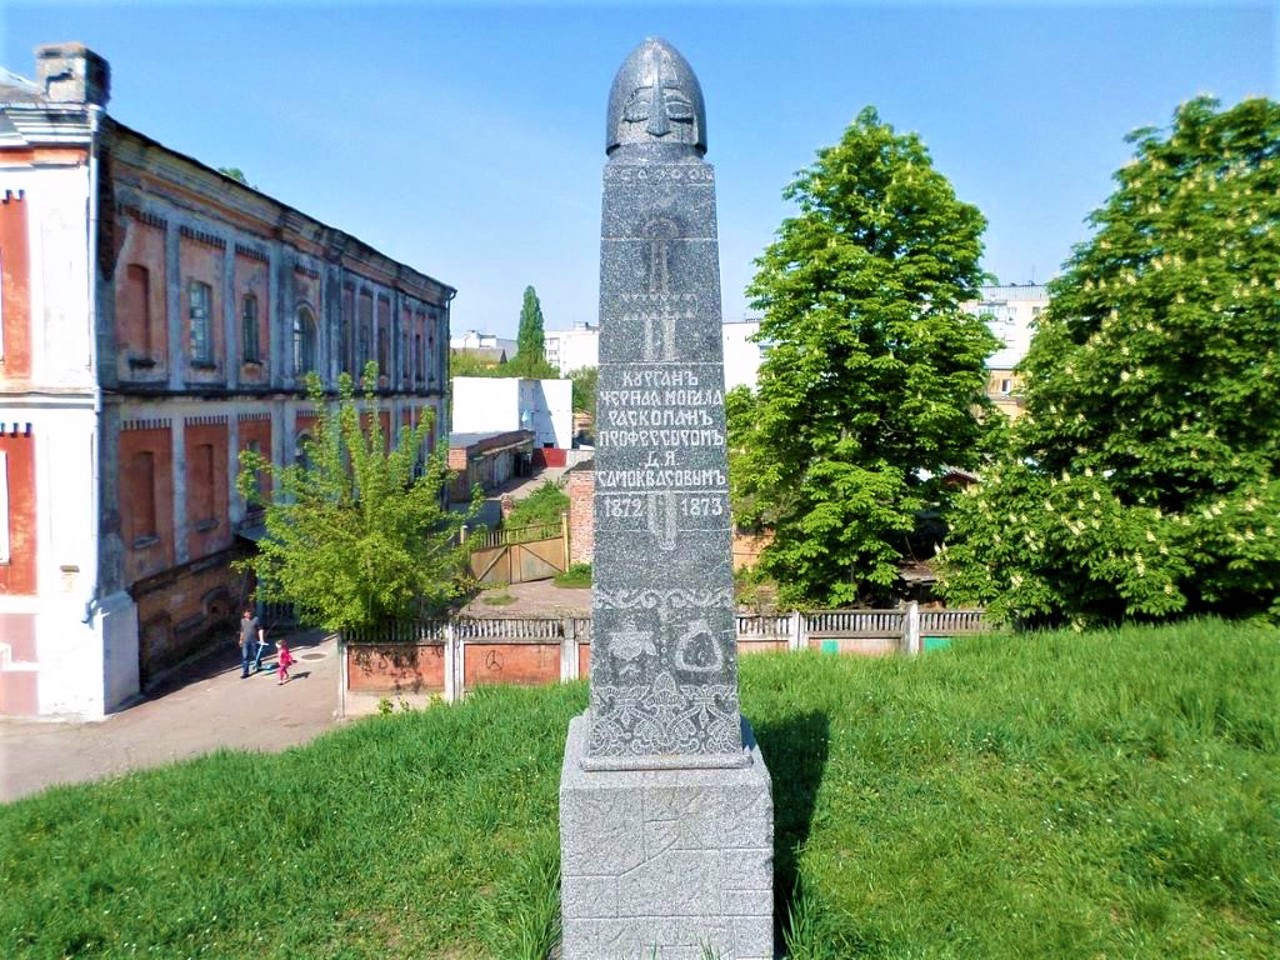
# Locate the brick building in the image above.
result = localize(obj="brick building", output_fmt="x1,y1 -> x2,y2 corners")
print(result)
565,460 -> 595,567
0,44 -> 453,717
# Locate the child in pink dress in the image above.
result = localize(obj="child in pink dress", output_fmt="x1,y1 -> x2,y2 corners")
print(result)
276,637 -> 295,684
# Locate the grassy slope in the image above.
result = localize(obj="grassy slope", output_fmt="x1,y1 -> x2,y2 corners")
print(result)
749,620 -> 1279,958
2,620 -> 1277,959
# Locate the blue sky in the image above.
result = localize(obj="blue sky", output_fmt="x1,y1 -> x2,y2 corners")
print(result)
3,2 -> 1274,339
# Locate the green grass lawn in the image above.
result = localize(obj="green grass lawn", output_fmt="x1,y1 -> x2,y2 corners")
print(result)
2,620 -> 1277,959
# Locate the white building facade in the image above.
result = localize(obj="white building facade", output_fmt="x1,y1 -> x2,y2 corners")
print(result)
545,322 -> 600,375
451,376 -> 574,450
962,283 -> 1049,418
450,329 -> 516,358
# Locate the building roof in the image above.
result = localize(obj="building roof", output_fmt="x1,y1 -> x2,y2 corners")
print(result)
449,429 -> 534,451
0,67 -> 44,103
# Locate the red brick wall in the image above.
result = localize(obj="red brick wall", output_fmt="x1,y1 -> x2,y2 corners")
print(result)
0,190 -> 31,381
347,643 -> 445,694
567,465 -> 594,565
134,552 -> 247,684
533,448 -> 567,468
185,422 -> 231,560
0,431 -> 36,595
118,426 -> 175,585
464,642 -> 560,688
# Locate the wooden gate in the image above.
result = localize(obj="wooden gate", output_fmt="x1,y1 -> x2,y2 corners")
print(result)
468,521 -> 568,585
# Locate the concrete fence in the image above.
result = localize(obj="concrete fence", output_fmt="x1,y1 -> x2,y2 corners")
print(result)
339,604 -> 989,711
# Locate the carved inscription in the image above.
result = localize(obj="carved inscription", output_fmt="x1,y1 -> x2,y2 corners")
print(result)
597,366 -> 726,452
597,361 -> 729,546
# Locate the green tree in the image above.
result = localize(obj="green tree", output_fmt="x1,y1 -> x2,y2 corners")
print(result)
567,365 -> 598,414
236,363 -> 478,631
735,107 -> 997,607
514,286 -> 557,378
941,96 -> 1280,625
450,349 -> 508,378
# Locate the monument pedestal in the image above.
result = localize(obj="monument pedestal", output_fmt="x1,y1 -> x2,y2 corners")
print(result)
560,713 -> 774,960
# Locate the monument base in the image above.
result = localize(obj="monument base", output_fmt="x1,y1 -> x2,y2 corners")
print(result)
559,712 -> 774,960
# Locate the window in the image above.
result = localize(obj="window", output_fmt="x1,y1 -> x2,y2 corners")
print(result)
428,319 -> 437,378
358,292 -> 373,369
0,451 -> 9,563
189,280 -> 213,363
401,325 -> 411,383
192,443 -> 216,530
999,378 -> 1013,396
340,302 -> 355,374
377,299 -> 391,379
242,294 -> 260,363
130,451 -> 158,546
244,439 -> 268,510
414,333 -> 423,383
293,305 -> 317,376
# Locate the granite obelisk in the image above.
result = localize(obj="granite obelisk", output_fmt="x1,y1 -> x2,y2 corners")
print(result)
559,38 -> 774,959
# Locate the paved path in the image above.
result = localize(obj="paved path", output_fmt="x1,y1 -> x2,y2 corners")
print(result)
462,578 -> 590,617
1,580 -> 594,804
0,629 -> 346,804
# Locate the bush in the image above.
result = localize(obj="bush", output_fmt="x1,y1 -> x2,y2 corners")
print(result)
505,481 -> 569,529
554,563 -> 592,588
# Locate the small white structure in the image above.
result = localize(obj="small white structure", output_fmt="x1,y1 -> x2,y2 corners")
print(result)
452,377 -> 574,449
545,322 -> 600,375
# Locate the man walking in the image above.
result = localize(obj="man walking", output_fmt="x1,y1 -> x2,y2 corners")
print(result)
239,605 -> 264,678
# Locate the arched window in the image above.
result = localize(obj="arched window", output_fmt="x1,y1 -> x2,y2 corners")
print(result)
295,432 -> 313,471
293,305 -> 317,376
242,294 -> 260,363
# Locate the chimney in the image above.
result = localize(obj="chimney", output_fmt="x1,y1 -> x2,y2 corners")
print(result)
35,43 -> 110,107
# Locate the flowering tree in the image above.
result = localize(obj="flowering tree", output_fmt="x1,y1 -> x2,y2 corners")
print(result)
941,97 -> 1280,625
